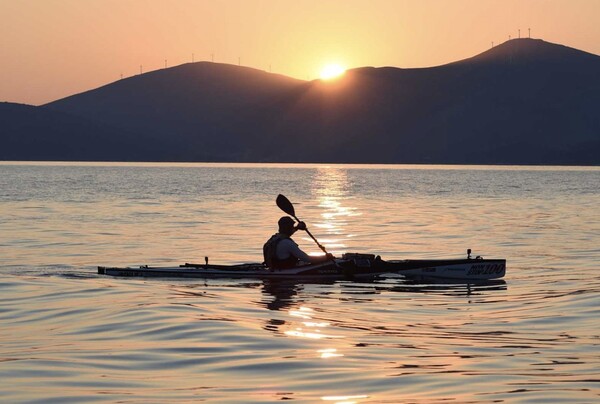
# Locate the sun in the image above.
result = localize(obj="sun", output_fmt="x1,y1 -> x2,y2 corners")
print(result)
320,64 -> 346,80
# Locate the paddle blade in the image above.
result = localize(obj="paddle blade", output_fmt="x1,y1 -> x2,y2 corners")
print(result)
276,194 -> 295,217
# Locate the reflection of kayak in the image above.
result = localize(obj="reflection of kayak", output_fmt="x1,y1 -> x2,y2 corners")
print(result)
98,253 -> 506,281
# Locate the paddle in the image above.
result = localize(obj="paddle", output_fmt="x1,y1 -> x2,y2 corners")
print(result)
276,194 -> 329,255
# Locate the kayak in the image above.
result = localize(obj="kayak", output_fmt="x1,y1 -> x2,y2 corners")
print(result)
98,253 -> 506,281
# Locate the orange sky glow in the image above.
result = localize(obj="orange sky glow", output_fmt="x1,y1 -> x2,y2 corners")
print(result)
1,0 -> 599,105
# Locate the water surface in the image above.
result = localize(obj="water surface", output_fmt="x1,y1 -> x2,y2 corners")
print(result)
1,162 -> 599,403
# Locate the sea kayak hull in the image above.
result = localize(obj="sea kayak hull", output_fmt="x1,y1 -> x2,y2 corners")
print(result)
98,255 -> 506,281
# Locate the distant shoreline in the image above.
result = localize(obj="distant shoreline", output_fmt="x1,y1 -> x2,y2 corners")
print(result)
1,160 -> 599,169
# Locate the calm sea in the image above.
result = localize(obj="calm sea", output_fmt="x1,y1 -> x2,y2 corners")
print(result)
1,162 -> 599,403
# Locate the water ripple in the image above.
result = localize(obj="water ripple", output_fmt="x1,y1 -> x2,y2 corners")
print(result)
1,163 -> 599,403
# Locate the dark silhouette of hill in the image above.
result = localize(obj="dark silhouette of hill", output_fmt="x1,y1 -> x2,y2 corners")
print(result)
0,102 -> 161,160
249,38 -> 600,164
44,63 -> 304,161
12,39 -> 600,164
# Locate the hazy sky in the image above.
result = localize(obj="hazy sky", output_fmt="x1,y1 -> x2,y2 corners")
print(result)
1,0 -> 599,105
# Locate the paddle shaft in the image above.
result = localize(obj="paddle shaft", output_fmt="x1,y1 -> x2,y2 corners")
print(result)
290,213 -> 328,254
276,194 -> 329,255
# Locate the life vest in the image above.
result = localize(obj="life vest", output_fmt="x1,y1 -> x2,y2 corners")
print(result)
263,234 -> 299,269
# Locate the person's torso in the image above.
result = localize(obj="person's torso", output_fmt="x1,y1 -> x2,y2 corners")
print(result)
263,234 -> 299,269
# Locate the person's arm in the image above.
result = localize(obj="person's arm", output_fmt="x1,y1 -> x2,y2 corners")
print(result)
287,240 -> 334,264
285,240 -> 313,263
292,223 -> 334,263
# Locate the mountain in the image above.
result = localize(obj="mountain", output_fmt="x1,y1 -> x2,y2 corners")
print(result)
245,38 -> 600,164
44,63 -> 304,161
0,102 -> 160,161
8,38 -> 600,164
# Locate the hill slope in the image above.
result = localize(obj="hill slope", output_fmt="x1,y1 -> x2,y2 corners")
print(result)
45,63 -> 304,161
0,102 -> 160,161
272,38 -> 600,164
19,39 -> 600,164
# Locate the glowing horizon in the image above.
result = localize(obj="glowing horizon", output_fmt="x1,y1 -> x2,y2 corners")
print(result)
1,0 -> 599,105
320,64 -> 346,80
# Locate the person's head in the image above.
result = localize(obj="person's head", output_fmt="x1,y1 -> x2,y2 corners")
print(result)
278,216 -> 295,236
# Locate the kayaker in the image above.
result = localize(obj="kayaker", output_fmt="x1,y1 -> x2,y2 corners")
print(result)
263,216 -> 333,269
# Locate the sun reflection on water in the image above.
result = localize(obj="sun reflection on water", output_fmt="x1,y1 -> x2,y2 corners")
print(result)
309,167 -> 361,255
321,395 -> 369,404
289,306 -> 314,319
317,348 -> 344,358
284,329 -> 343,339
284,306 -> 344,340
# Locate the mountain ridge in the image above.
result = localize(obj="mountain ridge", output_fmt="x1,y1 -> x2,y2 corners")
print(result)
2,38 -> 599,164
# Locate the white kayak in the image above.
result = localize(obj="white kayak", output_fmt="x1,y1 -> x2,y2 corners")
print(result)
98,253 -> 506,281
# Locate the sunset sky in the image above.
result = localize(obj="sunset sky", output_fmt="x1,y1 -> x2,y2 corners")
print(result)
1,0 -> 599,105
